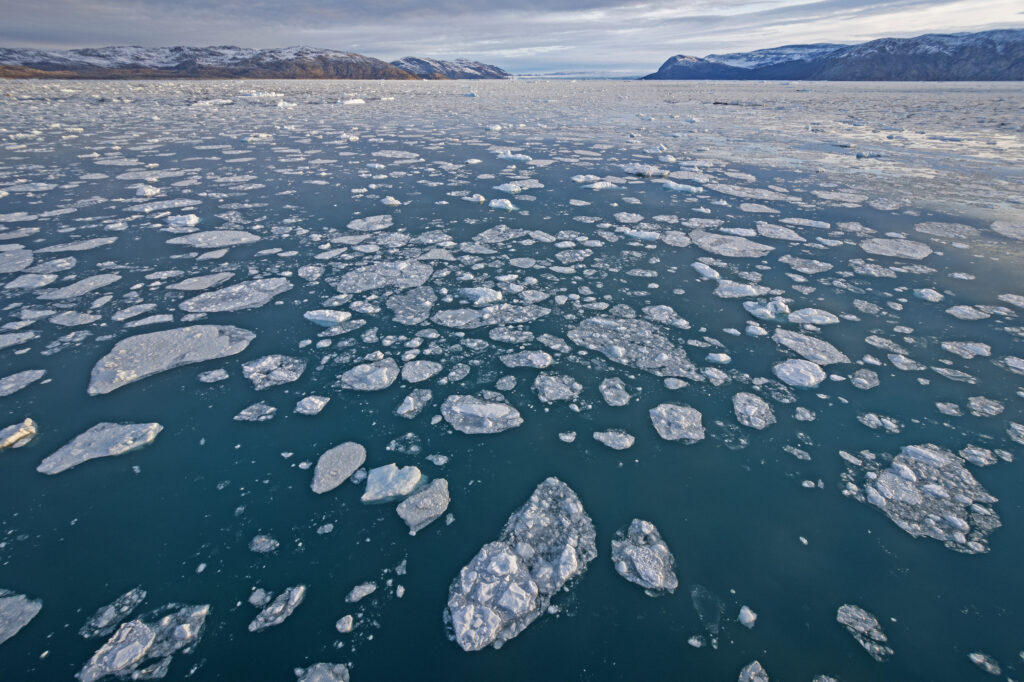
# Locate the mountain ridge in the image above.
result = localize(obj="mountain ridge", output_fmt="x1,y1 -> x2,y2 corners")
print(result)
643,29 -> 1024,80
0,45 -> 509,80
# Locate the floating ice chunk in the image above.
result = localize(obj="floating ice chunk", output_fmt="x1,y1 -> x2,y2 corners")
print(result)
859,238 -> 932,260
0,418 -> 37,451
496,149 -> 532,162
386,286 -> 436,324
649,404 -> 704,443
500,351 -> 552,369
334,261 -> 432,294
850,368 -> 880,390
738,661 -> 769,682
568,316 -> 699,380
489,198 -> 517,211
179,278 -> 292,313
340,358 -> 399,390
77,603 -> 208,681
0,369 -> 46,397
37,236 -> 118,253
715,280 -> 771,298
441,395 -> 523,434
738,605 -> 757,628
38,273 -> 121,300
733,393 -> 776,430
788,308 -> 839,325
248,586 -> 305,632
242,355 -> 305,390
772,359 -> 826,388
0,589 -> 42,647
295,663 -> 350,682
945,305 -> 990,321
347,215 -> 393,232
621,163 -> 666,177
599,378 -> 630,406
0,247 -> 33,274
445,477 -> 596,651
294,395 -> 329,415
459,287 -> 502,306
0,332 -> 36,351
534,373 -> 582,403
311,442 -> 365,494
249,535 -> 279,553
303,309 -> 352,327
593,429 -> 634,450
913,288 -> 944,302
234,402 -> 276,422
836,604 -> 893,661
611,519 -> 678,595
166,231 -> 259,248
346,583 -> 376,603
402,360 -> 443,383
166,272 -> 234,291
381,196 -> 402,207
198,368 -> 229,383
968,652 -> 1002,676
397,479 -> 450,535
37,422 -> 162,475
5,273 -> 55,290
396,389 -> 432,418
361,463 -> 422,502
853,443 -> 1000,553
690,231 -> 773,258
88,325 -> 255,395
773,329 -> 849,365
79,588 -> 147,639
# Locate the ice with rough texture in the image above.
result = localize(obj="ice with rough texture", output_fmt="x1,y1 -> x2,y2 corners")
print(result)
773,329 -> 849,365
248,586 -> 306,632
846,443 -> 1000,553
649,403 -> 705,443
533,373 -> 583,403
446,477 -> 597,651
179,277 -> 292,312
611,519 -> 678,595
0,589 -> 42,647
334,260 -> 432,294
836,604 -> 893,661
340,358 -> 399,390
396,479 -> 450,534
37,422 -> 163,475
0,418 -> 37,451
773,359 -> 826,387
568,316 -> 699,380
599,378 -> 630,406
79,587 -> 147,639
441,395 -> 523,434
859,238 -> 932,260
311,442 -> 366,494
732,392 -> 776,429
88,325 -> 255,395
295,663 -> 350,682
361,463 -> 422,502
0,369 -> 46,397
77,603 -> 209,681
738,661 -> 769,682
242,355 -> 306,390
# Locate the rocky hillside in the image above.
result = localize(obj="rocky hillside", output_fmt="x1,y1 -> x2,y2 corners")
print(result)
0,46 -> 418,79
643,29 -> 1024,81
391,57 -> 511,79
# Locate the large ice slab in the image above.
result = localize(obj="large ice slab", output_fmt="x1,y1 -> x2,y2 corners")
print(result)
37,422 -> 163,475
611,519 -> 678,595
88,325 -> 255,395
446,477 -> 597,651
441,395 -> 523,434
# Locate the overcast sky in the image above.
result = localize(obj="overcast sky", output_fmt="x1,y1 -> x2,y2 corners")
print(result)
1,0 -> 1022,73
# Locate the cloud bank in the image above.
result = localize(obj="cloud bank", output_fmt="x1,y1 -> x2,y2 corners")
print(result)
1,0 -> 1021,73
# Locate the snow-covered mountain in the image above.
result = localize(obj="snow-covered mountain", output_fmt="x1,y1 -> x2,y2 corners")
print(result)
643,29 -> 1024,81
0,46 -> 414,79
391,57 -> 510,79
704,44 -> 845,69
